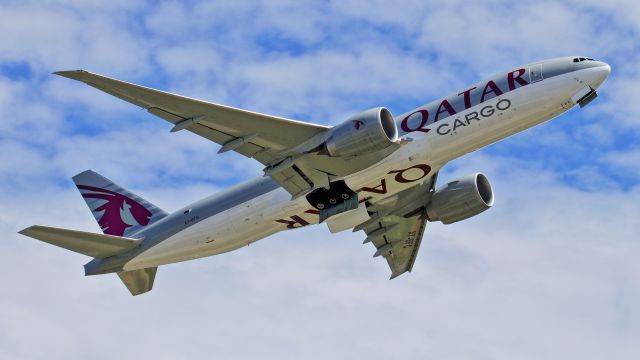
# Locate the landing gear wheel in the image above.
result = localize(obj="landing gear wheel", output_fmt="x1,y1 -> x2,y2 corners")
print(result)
305,180 -> 357,211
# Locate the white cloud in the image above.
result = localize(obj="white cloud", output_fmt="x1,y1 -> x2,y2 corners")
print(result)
233,46 -> 459,122
2,157 -> 639,359
1,1 -> 639,359
600,148 -> 640,180
144,1 -> 191,38
0,2 -> 151,75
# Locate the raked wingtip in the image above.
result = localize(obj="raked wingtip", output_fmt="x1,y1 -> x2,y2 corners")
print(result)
53,70 -> 89,80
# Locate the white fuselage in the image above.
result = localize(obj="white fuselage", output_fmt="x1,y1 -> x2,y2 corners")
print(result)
123,60 -> 610,271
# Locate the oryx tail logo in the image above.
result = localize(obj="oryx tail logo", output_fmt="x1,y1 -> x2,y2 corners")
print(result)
77,185 -> 152,236
353,120 -> 364,130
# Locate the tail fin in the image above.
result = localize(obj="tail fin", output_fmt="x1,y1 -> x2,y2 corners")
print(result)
73,170 -> 167,237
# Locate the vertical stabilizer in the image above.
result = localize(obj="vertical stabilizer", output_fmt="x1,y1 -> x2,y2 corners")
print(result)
73,170 -> 167,237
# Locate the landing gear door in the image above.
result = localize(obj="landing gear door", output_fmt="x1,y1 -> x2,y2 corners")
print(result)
529,64 -> 543,83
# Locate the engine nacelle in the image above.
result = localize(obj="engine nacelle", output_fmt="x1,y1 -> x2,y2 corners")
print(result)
324,107 -> 398,157
426,173 -> 494,224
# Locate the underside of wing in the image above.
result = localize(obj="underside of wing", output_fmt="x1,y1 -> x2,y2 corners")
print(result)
365,210 -> 428,279
355,177 -> 436,279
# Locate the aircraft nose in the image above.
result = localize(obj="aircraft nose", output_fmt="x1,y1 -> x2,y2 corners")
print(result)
589,61 -> 611,89
596,61 -> 611,78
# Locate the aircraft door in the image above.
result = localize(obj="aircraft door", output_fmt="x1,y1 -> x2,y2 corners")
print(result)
529,64 -> 543,83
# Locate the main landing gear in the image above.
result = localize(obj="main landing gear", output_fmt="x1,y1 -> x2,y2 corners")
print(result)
305,180 -> 358,223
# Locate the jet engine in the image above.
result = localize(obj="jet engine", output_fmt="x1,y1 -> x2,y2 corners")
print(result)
323,107 -> 398,157
426,173 -> 494,224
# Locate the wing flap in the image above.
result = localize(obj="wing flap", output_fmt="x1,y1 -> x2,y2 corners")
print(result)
358,179 -> 436,279
270,166 -> 314,197
19,225 -> 139,258
363,210 -> 428,279
385,211 -> 428,278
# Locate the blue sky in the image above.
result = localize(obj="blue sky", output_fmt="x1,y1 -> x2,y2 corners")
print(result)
1,1 -> 639,359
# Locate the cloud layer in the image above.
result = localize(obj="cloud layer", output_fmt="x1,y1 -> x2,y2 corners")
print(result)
1,1 -> 639,359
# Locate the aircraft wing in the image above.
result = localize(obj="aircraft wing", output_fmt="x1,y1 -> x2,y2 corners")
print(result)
355,179 -> 434,279
54,70 -> 328,164
55,70 -> 331,196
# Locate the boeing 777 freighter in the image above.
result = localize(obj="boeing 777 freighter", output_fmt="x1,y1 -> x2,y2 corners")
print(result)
20,56 -> 610,295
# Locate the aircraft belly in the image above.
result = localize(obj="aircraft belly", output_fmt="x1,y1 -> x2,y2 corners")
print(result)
124,193 -> 283,269
125,214 -> 239,269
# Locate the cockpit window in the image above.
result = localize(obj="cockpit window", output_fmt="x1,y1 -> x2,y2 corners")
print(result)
573,57 -> 597,63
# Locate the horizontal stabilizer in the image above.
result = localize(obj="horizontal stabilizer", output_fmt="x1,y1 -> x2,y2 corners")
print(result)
117,267 -> 157,296
19,225 -> 139,258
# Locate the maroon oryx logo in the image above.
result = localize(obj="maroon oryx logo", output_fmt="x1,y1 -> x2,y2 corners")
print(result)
77,185 -> 152,236
353,120 -> 364,130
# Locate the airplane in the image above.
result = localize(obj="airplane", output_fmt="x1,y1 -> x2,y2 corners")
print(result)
19,56 -> 610,295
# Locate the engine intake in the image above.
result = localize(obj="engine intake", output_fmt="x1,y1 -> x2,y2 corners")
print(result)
426,173 -> 494,224
324,107 -> 398,157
